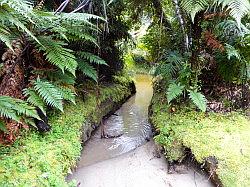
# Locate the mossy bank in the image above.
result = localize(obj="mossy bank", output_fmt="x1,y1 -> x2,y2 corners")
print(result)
149,89 -> 250,187
0,76 -> 135,186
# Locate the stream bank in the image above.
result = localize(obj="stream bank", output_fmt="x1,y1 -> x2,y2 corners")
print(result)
149,86 -> 250,187
0,76 -> 135,186
68,74 -> 213,187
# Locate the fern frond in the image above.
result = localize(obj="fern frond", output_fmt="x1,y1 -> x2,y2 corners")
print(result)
46,70 -> 76,85
34,78 -> 64,111
56,86 -> 76,104
181,0 -> 209,22
77,52 -> 107,65
167,83 -> 185,103
36,36 -> 77,75
0,119 -> 7,132
23,88 -> 46,114
0,95 -> 40,121
225,44 -> 241,60
215,0 -> 250,25
60,13 -> 106,23
0,97 -> 20,121
0,0 -> 33,19
188,90 -> 207,112
77,59 -> 98,82
0,27 -> 13,50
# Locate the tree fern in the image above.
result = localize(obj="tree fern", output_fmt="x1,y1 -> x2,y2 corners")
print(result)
181,0 -> 250,25
34,78 -> 64,111
215,0 -> 250,25
181,0 -> 209,22
167,82 -> 185,103
60,13 -> 106,22
36,36 -> 78,75
0,0 -> 33,20
188,90 -> 207,112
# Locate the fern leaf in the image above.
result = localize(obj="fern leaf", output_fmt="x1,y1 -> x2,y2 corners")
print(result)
46,70 -> 76,85
1,0 -> 33,19
23,88 -> 46,114
77,52 -> 107,65
189,90 -> 207,112
0,95 -> 40,121
36,36 -> 77,75
181,0 -> 209,22
60,13 -> 106,22
56,86 -> 76,104
13,100 -> 40,119
0,119 -> 7,132
0,27 -> 13,50
77,59 -> 98,82
34,78 -> 64,111
167,83 -> 185,103
225,44 -> 241,60
8,15 -> 40,45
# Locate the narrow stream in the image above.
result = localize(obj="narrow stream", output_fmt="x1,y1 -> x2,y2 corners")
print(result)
68,74 -> 213,187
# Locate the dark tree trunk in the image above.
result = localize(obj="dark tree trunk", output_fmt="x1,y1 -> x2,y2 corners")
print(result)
190,11 -> 204,69
152,0 -> 172,31
0,40 -> 26,144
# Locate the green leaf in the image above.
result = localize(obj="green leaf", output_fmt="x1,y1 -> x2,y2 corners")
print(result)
55,86 -> 76,105
189,90 -> 207,112
77,59 -> 98,82
77,52 -> 107,65
34,78 -> 64,112
0,120 -> 7,132
167,83 -> 185,103
23,88 -> 46,114
36,36 -> 77,75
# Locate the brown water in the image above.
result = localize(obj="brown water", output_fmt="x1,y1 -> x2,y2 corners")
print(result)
68,74 -> 213,187
76,74 -> 154,167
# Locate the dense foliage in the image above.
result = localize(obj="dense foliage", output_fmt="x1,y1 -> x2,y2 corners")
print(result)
0,0 -> 130,143
132,0 -> 250,111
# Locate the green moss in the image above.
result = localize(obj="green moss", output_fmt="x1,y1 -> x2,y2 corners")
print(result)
150,91 -> 250,187
0,76 -> 133,187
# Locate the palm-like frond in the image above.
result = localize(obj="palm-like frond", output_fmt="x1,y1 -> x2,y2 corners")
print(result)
167,82 -> 185,103
77,59 -> 98,82
23,88 -> 46,114
188,90 -> 207,112
215,0 -> 250,24
0,95 -> 40,122
34,78 -> 64,111
36,36 -> 78,75
181,0 -> 250,25
77,52 -> 107,65
181,0 -> 209,22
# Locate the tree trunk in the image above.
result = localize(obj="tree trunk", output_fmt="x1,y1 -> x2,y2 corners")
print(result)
152,0 -> 172,31
0,40 -> 26,144
172,0 -> 189,51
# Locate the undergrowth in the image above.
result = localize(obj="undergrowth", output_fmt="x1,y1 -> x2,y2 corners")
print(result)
150,91 -> 250,187
0,76 -> 133,186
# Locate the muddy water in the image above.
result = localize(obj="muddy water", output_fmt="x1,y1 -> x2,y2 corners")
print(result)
76,74 -> 153,167
68,74 -> 213,187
